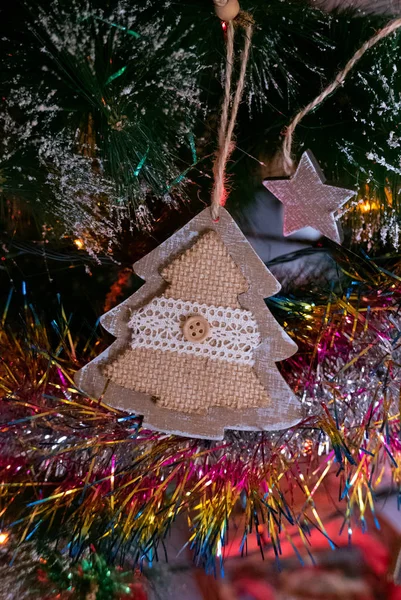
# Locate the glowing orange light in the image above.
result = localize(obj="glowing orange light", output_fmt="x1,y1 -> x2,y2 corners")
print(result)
303,439 -> 313,455
358,199 -> 379,213
74,239 -> 84,250
0,533 -> 9,544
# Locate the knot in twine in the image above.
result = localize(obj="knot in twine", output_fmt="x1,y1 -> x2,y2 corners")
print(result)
211,20 -> 253,221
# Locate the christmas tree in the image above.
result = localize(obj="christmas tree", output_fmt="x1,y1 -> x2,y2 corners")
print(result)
1,0 -> 401,595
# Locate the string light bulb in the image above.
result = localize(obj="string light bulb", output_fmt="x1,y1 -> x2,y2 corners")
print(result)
74,239 -> 84,250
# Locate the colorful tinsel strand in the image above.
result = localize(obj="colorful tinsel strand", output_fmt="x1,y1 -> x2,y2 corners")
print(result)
0,251 -> 401,570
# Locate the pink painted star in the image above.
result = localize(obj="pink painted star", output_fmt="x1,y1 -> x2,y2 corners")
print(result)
263,151 -> 356,244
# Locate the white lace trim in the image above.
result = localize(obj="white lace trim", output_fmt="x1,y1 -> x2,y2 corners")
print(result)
128,296 -> 260,365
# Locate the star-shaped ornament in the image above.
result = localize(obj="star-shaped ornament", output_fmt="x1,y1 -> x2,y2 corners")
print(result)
263,151 -> 356,244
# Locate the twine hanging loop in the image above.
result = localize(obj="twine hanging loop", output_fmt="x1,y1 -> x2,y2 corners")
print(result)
281,16 -> 401,175
211,20 -> 253,221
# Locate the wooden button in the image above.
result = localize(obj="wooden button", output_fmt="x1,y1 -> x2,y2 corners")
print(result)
182,315 -> 210,343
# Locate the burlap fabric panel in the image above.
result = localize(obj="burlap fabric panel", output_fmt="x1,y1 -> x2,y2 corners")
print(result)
161,231 -> 248,308
104,347 -> 270,414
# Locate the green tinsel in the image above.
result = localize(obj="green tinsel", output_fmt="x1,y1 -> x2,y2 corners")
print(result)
42,551 -> 134,599
0,543 -> 145,600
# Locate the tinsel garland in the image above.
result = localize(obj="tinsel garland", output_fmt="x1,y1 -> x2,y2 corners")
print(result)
0,248 -> 400,570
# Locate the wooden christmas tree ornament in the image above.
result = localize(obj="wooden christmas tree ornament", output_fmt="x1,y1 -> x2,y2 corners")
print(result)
75,207 -> 301,440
